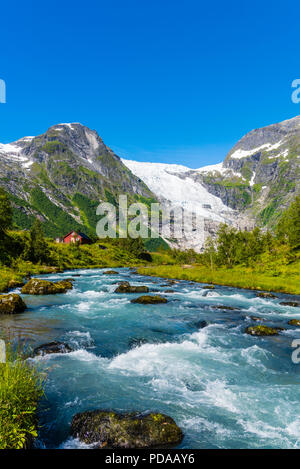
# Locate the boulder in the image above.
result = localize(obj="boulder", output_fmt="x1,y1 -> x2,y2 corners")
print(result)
8,279 -> 25,289
103,270 -> 119,275
250,316 -> 265,322
256,292 -> 277,299
288,319 -> 300,326
245,325 -> 280,336
0,294 -> 27,314
164,289 -> 175,293
280,301 -> 300,307
193,320 -> 208,329
21,278 -> 73,295
70,410 -> 183,448
114,282 -> 149,294
131,295 -> 168,304
33,341 -> 73,356
211,305 -> 238,311
203,285 -> 215,290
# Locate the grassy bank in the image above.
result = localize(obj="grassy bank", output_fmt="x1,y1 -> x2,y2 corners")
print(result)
138,262 -> 300,295
0,345 -> 45,449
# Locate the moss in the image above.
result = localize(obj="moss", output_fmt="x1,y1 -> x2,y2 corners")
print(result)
288,319 -> 300,326
21,278 -> 73,295
0,294 -> 27,314
70,410 -> 183,448
131,295 -> 168,304
245,325 -> 280,336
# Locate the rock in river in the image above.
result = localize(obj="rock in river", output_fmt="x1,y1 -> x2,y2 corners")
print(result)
280,301 -> 300,307
288,319 -> 300,326
21,278 -> 73,295
131,295 -> 168,304
114,282 -> 149,294
33,341 -> 73,356
103,270 -> 119,275
256,292 -> 277,299
70,410 -> 183,448
0,293 -> 27,314
245,325 -> 281,336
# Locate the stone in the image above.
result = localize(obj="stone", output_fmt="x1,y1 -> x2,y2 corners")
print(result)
0,294 -> 27,314
131,295 -> 168,304
70,410 -> 183,448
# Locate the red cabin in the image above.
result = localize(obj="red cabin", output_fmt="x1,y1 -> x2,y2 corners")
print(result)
63,231 -> 91,245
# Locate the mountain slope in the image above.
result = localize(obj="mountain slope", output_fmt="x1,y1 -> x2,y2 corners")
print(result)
0,123 -> 156,237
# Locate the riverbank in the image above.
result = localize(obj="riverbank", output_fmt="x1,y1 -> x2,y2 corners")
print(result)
0,345 -> 45,449
137,263 -> 300,295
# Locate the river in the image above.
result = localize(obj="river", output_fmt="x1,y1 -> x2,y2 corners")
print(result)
2,268 -> 300,449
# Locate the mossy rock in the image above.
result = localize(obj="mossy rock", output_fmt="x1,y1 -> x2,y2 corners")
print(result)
33,341 -> 73,356
8,279 -> 25,289
203,285 -> 215,290
0,294 -> 27,314
21,278 -> 73,295
164,289 -> 175,293
256,292 -> 277,299
70,410 -> 183,448
280,301 -> 300,307
288,319 -> 300,326
103,270 -> 119,275
245,325 -> 280,336
114,282 -> 149,294
211,305 -> 238,311
131,295 -> 168,304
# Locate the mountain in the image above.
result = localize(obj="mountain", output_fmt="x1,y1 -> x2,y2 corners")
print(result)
123,115 -> 300,249
0,116 -> 299,251
0,123 -> 156,238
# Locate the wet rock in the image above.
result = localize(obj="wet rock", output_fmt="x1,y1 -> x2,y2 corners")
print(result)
280,301 -> 300,307
164,289 -> 175,293
33,341 -> 73,356
70,410 -> 183,448
8,279 -> 25,289
288,319 -> 300,326
131,295 -> 168,304
72,274 -> 81,277
114,282 -> 149,294
250,316 -> 265,322
21,278 -> 73,295
211,305 -> 238,311
256,292 -> 277,299
160,284 -> 170,287
203,285 -> 215,290
193,320 -> 208,329
0,294 -> 27,314
128,338 -> 148,348
245,325 -> 280,336
103,270 -> 119,275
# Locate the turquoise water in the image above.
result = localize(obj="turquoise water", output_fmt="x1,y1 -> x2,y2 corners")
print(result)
5,268 -> 300,449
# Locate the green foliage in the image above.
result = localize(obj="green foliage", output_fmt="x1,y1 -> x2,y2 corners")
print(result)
276,194 -> 300,250
25,219 -> 50,263
0,188 -> 13,237
0,344 -> 45,449
30,187 -> 85,236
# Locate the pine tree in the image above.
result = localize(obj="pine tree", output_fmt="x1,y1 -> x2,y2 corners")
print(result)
28,219 -> 49,263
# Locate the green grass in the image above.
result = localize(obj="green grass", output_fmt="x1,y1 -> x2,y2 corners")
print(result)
137,261 -> 300,295
0,345 -> 45,449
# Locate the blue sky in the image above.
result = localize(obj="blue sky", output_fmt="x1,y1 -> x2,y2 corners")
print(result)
0,0 -> 299,168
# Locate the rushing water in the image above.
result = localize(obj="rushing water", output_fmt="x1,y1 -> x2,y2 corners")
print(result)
3,268 -> 300,449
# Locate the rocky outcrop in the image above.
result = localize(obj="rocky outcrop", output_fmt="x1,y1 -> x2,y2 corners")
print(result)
256,292 -> 277,299
70,410 -> 183,448
114,282 -> 149,294
288,319 -> 300,326
245,325 -> 281,336
280,301 -> 300,307
33,341 -> 73,356
131,295 -> 168,304
21,278 -> 73,295
0,294 -> 27,314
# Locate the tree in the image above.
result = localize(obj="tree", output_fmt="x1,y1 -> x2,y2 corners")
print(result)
28,219 -> 49,263
276,195 -> 300,250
